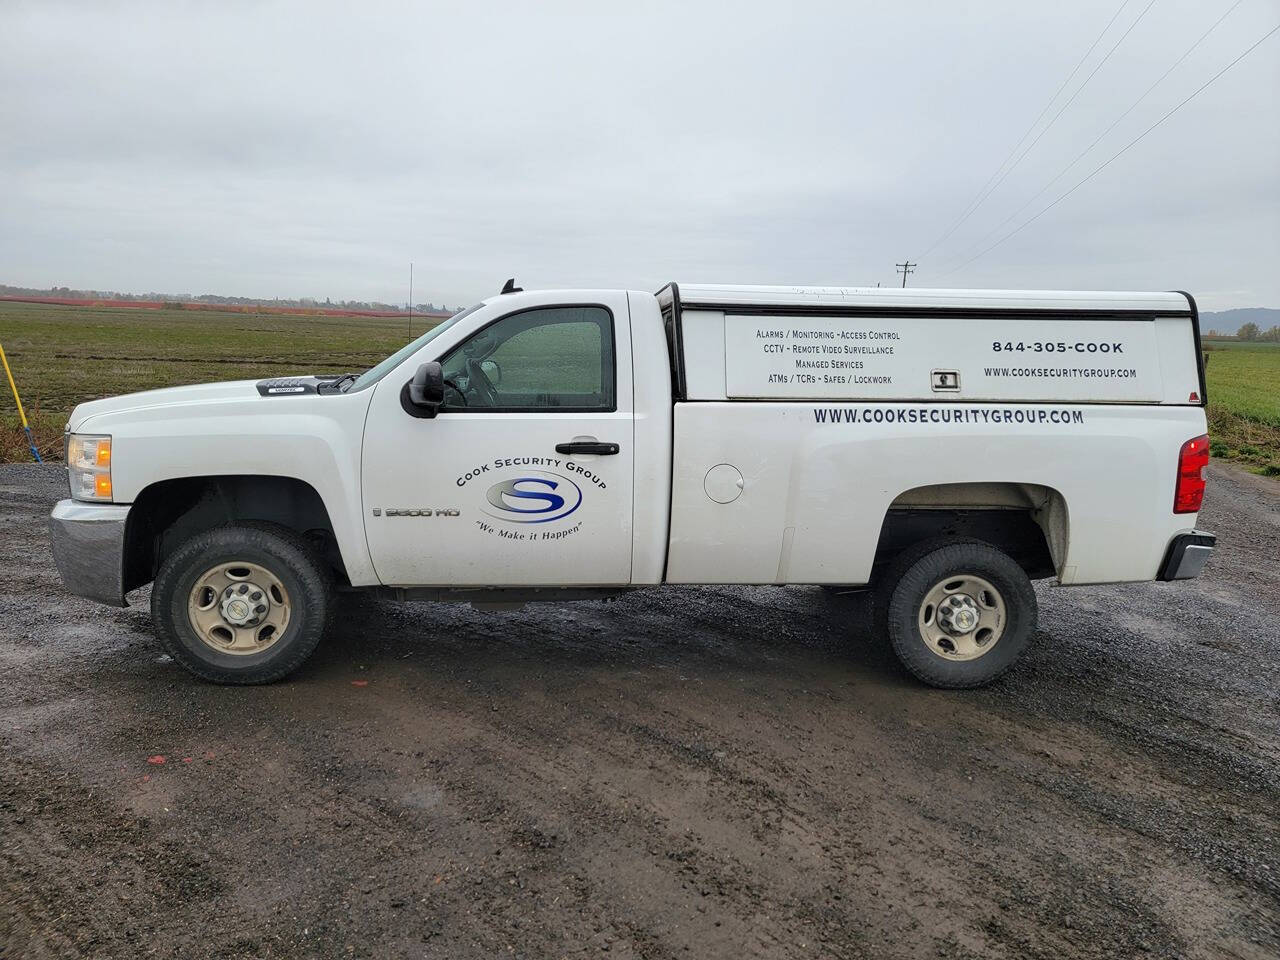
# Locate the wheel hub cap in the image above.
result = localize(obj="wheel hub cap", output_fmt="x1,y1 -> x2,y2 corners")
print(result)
219,582 -> 269,626
937,594 -> 980,635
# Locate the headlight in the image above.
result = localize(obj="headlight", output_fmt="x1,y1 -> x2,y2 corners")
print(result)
67,434 -> 112,501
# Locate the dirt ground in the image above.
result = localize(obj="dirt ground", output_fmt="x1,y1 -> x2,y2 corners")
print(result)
1,462 -> 1277,960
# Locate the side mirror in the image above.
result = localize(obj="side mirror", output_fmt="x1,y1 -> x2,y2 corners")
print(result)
400,361 -> 445,418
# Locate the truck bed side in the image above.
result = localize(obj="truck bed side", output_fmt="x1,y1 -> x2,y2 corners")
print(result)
662,292 -> 1208,586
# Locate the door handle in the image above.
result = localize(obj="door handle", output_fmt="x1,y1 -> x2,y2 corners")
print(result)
555,441 -> 620,455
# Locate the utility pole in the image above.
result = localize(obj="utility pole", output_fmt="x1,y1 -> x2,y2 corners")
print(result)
895,261 -> 916,288
408,262 -> 413,339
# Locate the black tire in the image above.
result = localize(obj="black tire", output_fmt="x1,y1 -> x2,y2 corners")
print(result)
872,536 -> 974,640
881,540 -> 1036,689
151,523 -> 332,684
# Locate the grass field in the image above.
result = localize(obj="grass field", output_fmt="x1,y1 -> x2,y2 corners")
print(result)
1203,340 -> 1280,475
3,301 -> 1279,474
0,300 -> 419,462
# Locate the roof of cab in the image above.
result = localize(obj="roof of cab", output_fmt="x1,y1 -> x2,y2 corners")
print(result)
665,284 -> 1191,315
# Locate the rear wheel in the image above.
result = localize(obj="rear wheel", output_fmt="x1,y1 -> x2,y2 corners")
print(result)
151,523 -> 331,684
881,540 -> 1036,688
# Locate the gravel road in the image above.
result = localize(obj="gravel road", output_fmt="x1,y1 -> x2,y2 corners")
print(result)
1,462 -> 1277,960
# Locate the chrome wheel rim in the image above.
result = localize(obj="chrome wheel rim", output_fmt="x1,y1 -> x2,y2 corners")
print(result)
917,574 -> 1005,661
187,561 -> 290,655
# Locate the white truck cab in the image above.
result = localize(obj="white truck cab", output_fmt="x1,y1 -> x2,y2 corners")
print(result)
50,282 -> 1215,688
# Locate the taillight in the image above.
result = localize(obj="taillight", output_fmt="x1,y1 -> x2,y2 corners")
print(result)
1174,434 -> 1209,514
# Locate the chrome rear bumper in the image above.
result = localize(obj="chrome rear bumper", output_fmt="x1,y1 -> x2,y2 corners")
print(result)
1157,530 -> 1215,581
49,499 -> 131,607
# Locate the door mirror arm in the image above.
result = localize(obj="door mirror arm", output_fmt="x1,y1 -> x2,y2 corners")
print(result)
400,361 -> 445,419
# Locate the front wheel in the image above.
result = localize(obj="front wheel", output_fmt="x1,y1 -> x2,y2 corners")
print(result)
882,541 -> 1036,688
151,523 -> 332,684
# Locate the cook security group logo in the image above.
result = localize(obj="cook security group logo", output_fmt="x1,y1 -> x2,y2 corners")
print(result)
457,456 -> 602,542
483,471 -> 583,524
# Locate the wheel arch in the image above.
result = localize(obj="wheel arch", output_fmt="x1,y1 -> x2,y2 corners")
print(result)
123,474 -> 349,593
873,481 -> 1069,581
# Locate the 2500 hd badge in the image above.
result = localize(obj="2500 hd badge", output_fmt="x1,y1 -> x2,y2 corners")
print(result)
371,507 -> 460,517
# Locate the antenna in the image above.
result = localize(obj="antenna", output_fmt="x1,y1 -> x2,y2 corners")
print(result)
408,262 -> 413,339
500,277 -> 523,295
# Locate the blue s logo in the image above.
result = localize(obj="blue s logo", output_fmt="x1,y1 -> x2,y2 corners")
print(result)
483,472 -> 583,523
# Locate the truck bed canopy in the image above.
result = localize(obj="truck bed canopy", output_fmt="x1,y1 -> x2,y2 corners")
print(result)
664,284 -> 1191,316
655,283 -> 1203,405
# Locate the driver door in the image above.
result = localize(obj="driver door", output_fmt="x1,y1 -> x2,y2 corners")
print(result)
360,296 -> 635,587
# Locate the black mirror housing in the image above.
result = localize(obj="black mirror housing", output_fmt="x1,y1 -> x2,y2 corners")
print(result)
401,361 -> 445,418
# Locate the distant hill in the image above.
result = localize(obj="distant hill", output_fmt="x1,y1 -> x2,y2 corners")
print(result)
1201,307 -> 1280,336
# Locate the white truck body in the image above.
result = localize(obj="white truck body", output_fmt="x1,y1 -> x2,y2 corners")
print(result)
50,283 -> 1215,686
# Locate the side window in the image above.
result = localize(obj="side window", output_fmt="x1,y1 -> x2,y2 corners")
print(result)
439,306 -> 614,411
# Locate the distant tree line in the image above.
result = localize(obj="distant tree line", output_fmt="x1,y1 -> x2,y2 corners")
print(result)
0,282 -> 466,315
1237,322 -> 1280,342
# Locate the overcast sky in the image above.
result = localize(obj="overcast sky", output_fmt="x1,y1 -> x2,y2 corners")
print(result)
2,0 -> 1277,310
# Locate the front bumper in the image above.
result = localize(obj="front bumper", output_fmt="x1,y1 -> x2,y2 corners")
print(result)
48,499 -> 131,607
1157,530 -> 1216,581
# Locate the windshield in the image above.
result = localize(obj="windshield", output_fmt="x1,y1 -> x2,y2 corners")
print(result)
347,303 -> 484,392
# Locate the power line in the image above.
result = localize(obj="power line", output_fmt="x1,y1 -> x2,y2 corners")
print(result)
939,20 -> 1280,278
914,0 -> 1134,262
935,0 -> 1245,274
929,0 -> 1160,263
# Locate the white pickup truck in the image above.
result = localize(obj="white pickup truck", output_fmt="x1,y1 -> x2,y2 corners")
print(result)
50,282 -> 1215,688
